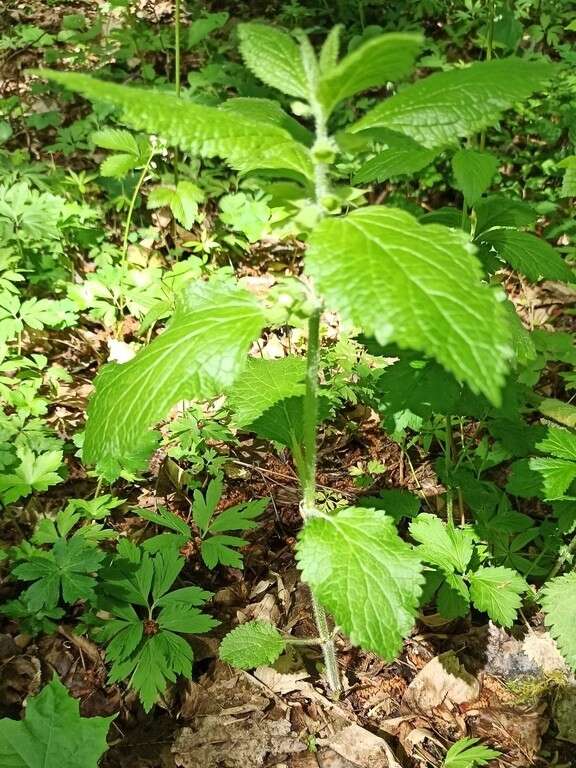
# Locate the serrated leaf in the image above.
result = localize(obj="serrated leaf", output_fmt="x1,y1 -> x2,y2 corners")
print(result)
200,534 -> 247,569
219,620 -> 286,669
237,23 -> 307,98
452,149 -> 498,205
479,229 -> 574,283
528,457 -> 576,500
438,573 -> 470,620
13,537 -> 104,611
443,737 -> 500,768
536,426 -> 576,461
410,514 -> 475,573
354,132 -> 436,184
540,573 -> 576,671
83,279 -> 266,477
92,128 -> 140,155
318,33 -> 422,115
0,676 -> 112,768
100,153 -> 138,178
319,25 -> 341,74
37,70 -> 314,180
209,497 -> 268,533
352,59 -> 554,148
305,206 -> 512,405
0,448 -> 64,504
220,98 -> 312,146
148,181 -> 203,230
296,507 -> 424,658
228,356 -> 306,427
157,604 -> 219,634
468,566 -> 527,627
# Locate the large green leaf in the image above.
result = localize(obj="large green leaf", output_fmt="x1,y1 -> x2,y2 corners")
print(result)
306,206 -> 512,405
318,33 -> 422,115
84,280 -> 266,477
227,356 -> 306,427
410,513 -> 475,573
0,676 -> 112,768
478,228 -> 574,283
37,70 -> 313,180
237,23 -> 307,99
540,573 -> 576,671
351,59 -> 554,148
296,507 -> 423,658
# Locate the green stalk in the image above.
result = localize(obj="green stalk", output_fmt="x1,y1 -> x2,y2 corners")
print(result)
173,0 -> 181,185
297,84 -> 341,695
444,415 -> 454,527
479,0 -> 496,151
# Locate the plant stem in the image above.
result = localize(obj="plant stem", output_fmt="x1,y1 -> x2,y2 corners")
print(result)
173,0 -> 181,185
445,415 -> 454,526
547,532 -> 576,580
480,0 -> 496,151
295,87 -> 341,695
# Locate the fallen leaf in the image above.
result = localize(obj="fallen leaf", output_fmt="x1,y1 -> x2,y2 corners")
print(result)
319,724 -> 401,768
402,652 -> 480,712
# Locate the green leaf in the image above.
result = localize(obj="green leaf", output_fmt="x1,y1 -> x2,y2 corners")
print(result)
192,477 -> 222,534
219,620 -> 286,669
0,676 -> 112,768
536,426 -> 576,461
237,23 -> 307,98
37,70 -> 314,180
83,279 -> 266,477
410,514 -> 475,573
468,566 -> 527,627
540,573 -> 576,671
452,149 -> 498,205
296,507 -> 423,658
91,128 -> 140,155
148,181 -> 204,230
438,573 -> 470,620
0,448 -> 64,504
479,229 -> 574,283
528,457 -> 576,500
354,132 -> 436,184
318,33 -> 422,115
352,59 -> 554,148
99,153 -> 139,178
306,206 -> 512,405
357,489 -> 420,522
209,497 -> 269,533
200,534 -> 248,569
443,737 -> 500,768
319,25 -> 341,74
13,537 -> 104,611
228,356 -> 306,427
157,604 -> 219,634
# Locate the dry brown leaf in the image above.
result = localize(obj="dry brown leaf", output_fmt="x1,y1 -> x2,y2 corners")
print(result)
402,652 -> 480,712
522,631 -> 568,674
318,723 -> 401,768
173,713 -> 306,768
253,668 -> 311,695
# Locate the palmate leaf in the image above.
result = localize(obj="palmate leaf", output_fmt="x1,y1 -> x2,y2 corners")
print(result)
317,33 -> 422,115
306,206 -> 512,405
0,676 -> 112,768
468,566 -> 527,627
540,572 -> 576,671
296,507 -> 424,658
36,70 -> 314,180
351,58 -> 554,148
478,228 -> 574,283
443,737 -> 500,768
83,279 -> 266,478
410,513 -> 475,573
219,620 -> 286,670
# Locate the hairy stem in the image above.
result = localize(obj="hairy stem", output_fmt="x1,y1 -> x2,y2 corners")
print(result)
296,82 -> 341,694
173,0 -> 181,185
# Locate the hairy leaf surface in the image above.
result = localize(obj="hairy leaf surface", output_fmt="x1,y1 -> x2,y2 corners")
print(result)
237,23 -> 307,98
84,280 -> 265,477
219,620 -> 286,669
296,507 -> 423,658
540,573 -> 576,671
318,33 -> 422,114
306,206 -> 512,404
37,70 -> 314,179
351,59 -> 554,148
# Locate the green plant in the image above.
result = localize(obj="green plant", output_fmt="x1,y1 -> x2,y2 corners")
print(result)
89,541 -> 218,711
35,21 -> 561,692
0,676 -> 112,768
138,478 -> 269,568
442,737 -> 500,768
